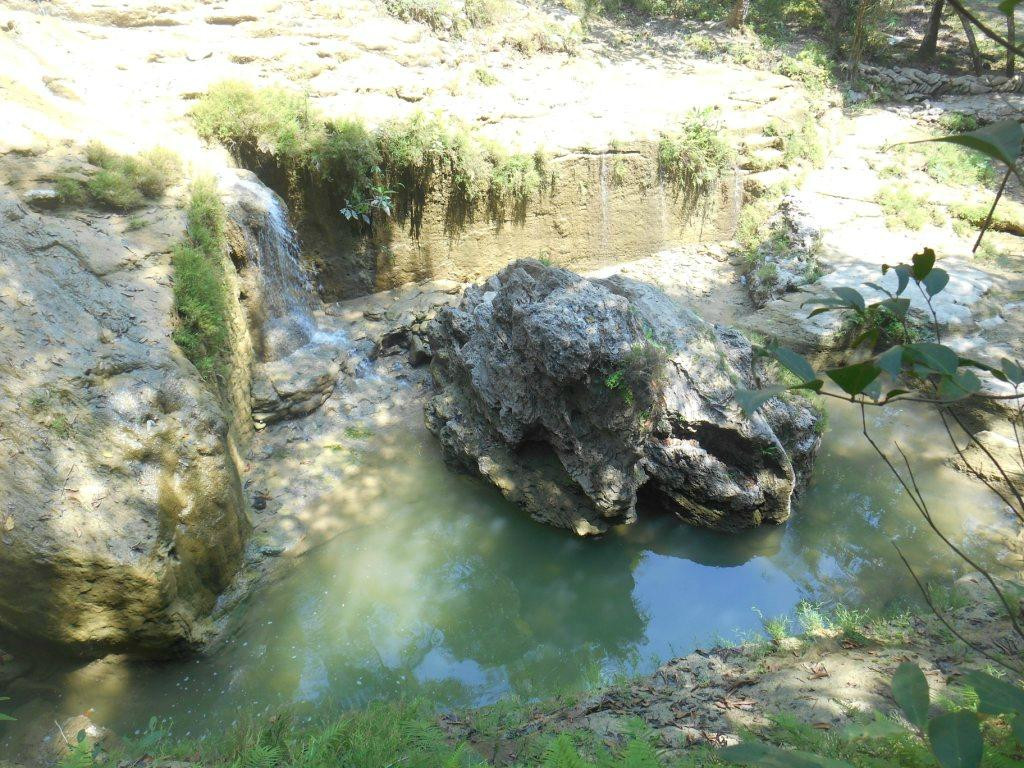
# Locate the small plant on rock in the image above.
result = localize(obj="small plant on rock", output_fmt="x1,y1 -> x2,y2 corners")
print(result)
658,108 -> 735,199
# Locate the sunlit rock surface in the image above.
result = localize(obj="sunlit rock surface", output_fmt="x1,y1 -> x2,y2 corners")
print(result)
0,187 -> 249,656
426,260 -> 821,535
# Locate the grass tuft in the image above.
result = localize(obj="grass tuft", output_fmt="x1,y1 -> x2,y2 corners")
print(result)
171,179 -> 232,380
658,109 -> 735,199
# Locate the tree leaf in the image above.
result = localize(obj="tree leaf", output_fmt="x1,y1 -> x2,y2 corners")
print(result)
922,268 -> 949,297
916,119 -> 1024,166
1014,714 -> 1024,746
772,347 -> 817,383
0,714 -> 14,722
912,248 -> 937,282
937,370 -> 981,400
927,711 -> 983,768
876,346 -> 904,377
862,377 -> 884,401
833,286 -> 866,312
721,741 -> 856,768
865,281 -> 894,298
878,297 -> 912,319
827,362 -> 882,396
964,670 -> 1024,716
883,263 -> 912,296
906,343 -> 960,375
851,328 -> 880,350
1000,0 -> 1023,14
735,387 -> 788,417
893,662 -> 930,730
1002,358 -> 1024,386
959,357 -> 1008,382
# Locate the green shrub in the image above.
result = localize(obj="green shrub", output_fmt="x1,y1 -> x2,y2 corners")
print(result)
87,169 -> 146,210
951,199 -> 1024,236
464,0 -> 510,26
775,43 -> 836,97
171,179 -> 231,379
79,143 -> 180,211
658,109 -> 735,198
191,82 -> 327,174
380,0 -> 454,31
54,175 -> 87,204
489,152 -> 542,211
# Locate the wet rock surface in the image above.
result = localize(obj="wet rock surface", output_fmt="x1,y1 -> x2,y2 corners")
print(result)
425,260 -> 821,535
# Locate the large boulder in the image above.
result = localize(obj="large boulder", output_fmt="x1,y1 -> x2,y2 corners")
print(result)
426,260 -> 821,535
0,184 -> 249,656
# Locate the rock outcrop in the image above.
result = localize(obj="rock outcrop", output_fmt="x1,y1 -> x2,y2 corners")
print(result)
426,260 -> 821,535
0,184 -> 249,656
251,342 -> 342,427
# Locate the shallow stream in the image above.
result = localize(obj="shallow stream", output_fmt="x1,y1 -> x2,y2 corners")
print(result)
0,399 -> 1014,752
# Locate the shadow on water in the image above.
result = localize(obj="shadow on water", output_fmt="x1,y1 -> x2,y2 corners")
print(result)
0,396 -> 1012,752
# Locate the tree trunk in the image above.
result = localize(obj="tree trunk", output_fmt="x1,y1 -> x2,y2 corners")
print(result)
1009,12 -> 1016,77
919,0 -> 946,60
727,0 -> 749,29
956,6 -> 984,75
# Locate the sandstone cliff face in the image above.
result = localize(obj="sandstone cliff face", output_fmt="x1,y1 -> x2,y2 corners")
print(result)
426,260 -> 821,535
0,183 -> 250,655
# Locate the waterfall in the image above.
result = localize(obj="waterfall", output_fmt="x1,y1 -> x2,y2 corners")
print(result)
598,154 -> 611,253
229,174 -> 322,360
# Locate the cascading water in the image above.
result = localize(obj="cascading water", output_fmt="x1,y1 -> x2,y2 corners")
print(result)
230,174 -> 323,360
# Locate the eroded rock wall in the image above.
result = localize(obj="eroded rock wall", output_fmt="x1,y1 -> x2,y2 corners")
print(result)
309,146 -> 741,300
0,179 -> 251,656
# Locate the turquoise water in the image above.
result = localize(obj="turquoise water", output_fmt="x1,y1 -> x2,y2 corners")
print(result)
0,401 -> 1012,751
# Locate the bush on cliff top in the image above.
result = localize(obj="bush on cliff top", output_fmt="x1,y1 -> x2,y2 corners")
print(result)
191,82 -> 552,224
171,179 -> 231,380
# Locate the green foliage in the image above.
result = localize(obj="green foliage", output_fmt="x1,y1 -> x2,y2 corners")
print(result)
939,113 -> 981,134
951,199 -> 1024,236
726,664 -> 1024,768
104,701 -> 680,768
754,607 -> 790,644
923,143 -> 996,188
489,151 -> 542,213
464,0 -> 510,27
875,185 -> 942,230
51,143 -> 179,211
380,0 -> 455,32
776,44 -> 836,97
193,83 -> 565,228
171,179 -> 231,379
604,339 -> 668,409
55,175 -> 87,204
473,66 -> 499,85
658,109 -> 735,198
82,143 -> 180,211
0,696 -> 14,723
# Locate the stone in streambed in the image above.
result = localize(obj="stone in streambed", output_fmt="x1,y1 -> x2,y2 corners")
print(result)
252,342 -> 342,426
425,260 -> 821,535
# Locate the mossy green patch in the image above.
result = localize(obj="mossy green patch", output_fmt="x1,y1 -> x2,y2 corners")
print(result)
171,179 -> 232,380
